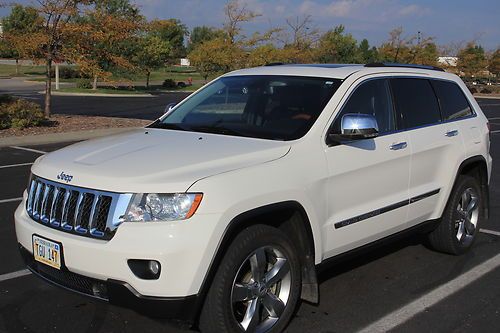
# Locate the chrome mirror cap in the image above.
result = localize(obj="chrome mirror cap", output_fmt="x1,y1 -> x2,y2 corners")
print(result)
340,113 -> 379,139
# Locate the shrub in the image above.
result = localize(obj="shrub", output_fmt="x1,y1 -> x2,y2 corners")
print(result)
480,88 -> 492,94
162,79 -> 176,88
50,66 -> 82,79
0,98 -> 45,129
467,87 -> 477,94
76,79 -> 93,89
0,94 -> 14,105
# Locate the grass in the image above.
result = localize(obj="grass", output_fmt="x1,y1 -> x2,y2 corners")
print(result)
56,82 -> 204,95
0,63 -> 46,77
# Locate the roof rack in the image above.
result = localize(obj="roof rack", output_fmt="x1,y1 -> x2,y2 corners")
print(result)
365,62 -> 445,72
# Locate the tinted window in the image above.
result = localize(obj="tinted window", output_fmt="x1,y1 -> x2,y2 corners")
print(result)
391,78 -> 441,129
431,80 -> 473,121
334,79 -> 394,134
155,75 -> 341,141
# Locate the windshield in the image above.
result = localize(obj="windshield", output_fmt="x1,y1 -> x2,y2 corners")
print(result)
151,75 -> 342,141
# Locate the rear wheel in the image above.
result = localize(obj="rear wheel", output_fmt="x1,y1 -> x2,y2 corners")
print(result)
427,175 -> 482,255
199,225 -> 302,333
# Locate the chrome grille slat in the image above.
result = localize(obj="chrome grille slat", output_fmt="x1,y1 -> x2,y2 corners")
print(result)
33,182 -> 43,218
25,176 -> 124,240
49,187 -> 60,223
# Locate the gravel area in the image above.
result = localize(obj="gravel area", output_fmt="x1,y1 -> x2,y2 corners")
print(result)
0,114 -> 150,138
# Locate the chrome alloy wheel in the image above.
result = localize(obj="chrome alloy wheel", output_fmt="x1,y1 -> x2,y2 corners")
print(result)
231,246 -> 292,333
455,187 -> 479,245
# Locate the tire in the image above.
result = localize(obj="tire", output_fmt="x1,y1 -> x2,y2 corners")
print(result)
427,175 -> 483,255
199,224 -> 302,333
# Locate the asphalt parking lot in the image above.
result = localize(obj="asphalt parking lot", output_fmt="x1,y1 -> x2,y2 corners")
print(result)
0,98 -> 500,332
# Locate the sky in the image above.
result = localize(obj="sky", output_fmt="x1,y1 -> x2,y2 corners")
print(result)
1,0 -> 499,51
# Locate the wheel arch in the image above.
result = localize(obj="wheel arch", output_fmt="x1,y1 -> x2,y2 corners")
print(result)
454,155 -> 489,219
193,201 -> 319,325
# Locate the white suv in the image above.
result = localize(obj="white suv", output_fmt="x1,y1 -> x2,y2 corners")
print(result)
15,63 -> 492,332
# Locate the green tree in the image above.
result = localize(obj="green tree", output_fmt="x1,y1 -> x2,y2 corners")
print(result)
1,5 -> 42,75
315,25 -> 360,63
188,26 -> 226,53
358,39 -> 378,63
457,43 -> 488,78
150,19 -> 188,60
133,34 -> 171,87
94,0 -> 141,19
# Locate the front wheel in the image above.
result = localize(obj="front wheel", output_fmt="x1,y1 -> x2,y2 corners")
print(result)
199,225 -> 302,333
427,175 -> 483,255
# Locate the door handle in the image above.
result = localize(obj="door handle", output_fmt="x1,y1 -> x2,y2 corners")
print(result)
445,130 -> 459,137
390,142 -> 407,150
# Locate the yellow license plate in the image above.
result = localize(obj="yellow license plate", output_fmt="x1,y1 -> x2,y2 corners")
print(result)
33,235 -> 62,270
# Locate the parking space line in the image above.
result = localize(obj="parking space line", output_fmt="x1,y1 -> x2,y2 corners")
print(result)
480,228 -> 500,237
0,162 -> 33,169
0,269 -> 31,282
10,146 -> 46,154
358,252 -> 500,333
0,197 -> 22,204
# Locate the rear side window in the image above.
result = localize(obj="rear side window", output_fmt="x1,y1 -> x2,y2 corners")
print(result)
391,78 -> 441,129
431,80 -> 473,121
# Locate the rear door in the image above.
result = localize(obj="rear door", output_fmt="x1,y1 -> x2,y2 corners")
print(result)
390,78 -> 466,226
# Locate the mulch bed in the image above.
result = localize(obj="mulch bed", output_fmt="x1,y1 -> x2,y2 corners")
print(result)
0,114 -> 150,138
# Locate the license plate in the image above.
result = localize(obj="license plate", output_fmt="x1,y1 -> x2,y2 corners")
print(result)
33,235 -> 62,270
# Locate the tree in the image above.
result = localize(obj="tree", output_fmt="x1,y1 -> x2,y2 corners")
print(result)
189,38 -> 245,81
7,0 -> 92,117
358,39 -> 378,63
315,25 -> 360,63
457,43 -> 488,78
64,5 -> 143,90
149,19 -> 188,60
488,49 -> 500,78
1,5 -> 42,75
378,27 -> 413,63
281,15 -> 319,51
133,34 -> 171,87
223,0 -> 260,44
187,26 -> 226,53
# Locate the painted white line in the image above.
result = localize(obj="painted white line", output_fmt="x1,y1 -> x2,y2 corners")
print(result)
10,146 -> 46,154
0,269 -> 31,282
491,130 -> 500,134
480,228 -> 500,237
358,252 -> 500,333
0,162 -> 33,169
0,197 -> 23,204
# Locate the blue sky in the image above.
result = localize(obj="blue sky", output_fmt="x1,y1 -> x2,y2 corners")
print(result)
2,0 -> 499,51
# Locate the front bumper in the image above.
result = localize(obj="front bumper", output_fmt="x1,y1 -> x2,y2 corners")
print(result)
19,245 -> 199,322
15,195 -> 224,308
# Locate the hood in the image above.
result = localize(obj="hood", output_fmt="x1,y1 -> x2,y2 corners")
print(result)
31,128 -> 291,193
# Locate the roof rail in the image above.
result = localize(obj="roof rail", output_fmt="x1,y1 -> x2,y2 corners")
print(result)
365,62 -> 445,72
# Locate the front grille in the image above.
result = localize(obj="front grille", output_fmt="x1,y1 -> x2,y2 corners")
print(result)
26,176 -> 121,240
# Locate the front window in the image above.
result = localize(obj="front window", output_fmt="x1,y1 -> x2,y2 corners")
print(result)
151,75 -> 342,140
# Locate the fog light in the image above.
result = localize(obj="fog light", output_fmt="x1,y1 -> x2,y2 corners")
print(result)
148,260 -> 161,275
127,259 -> 162,280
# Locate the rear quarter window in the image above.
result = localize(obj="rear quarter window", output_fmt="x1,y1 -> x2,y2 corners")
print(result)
431,80 -> 473,121
390,78 -> 441,129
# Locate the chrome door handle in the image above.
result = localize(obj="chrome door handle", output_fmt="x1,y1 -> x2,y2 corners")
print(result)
445,130 -> 459,137
390,142 -> 407,150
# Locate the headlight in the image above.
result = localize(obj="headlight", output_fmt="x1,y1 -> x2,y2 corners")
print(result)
121,193 -> 203,222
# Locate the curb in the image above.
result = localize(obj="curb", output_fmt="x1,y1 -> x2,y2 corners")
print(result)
473,95 -> 500,100
39,91 -> 156,98
0,127 -> 141,148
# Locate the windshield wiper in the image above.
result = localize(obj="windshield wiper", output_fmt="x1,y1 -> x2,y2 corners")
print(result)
147,122 -> 190,131
190,125 -> 245,137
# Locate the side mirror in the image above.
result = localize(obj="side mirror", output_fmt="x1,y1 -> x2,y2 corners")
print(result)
164,103 -> 177,114
327,113 -> 379,144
